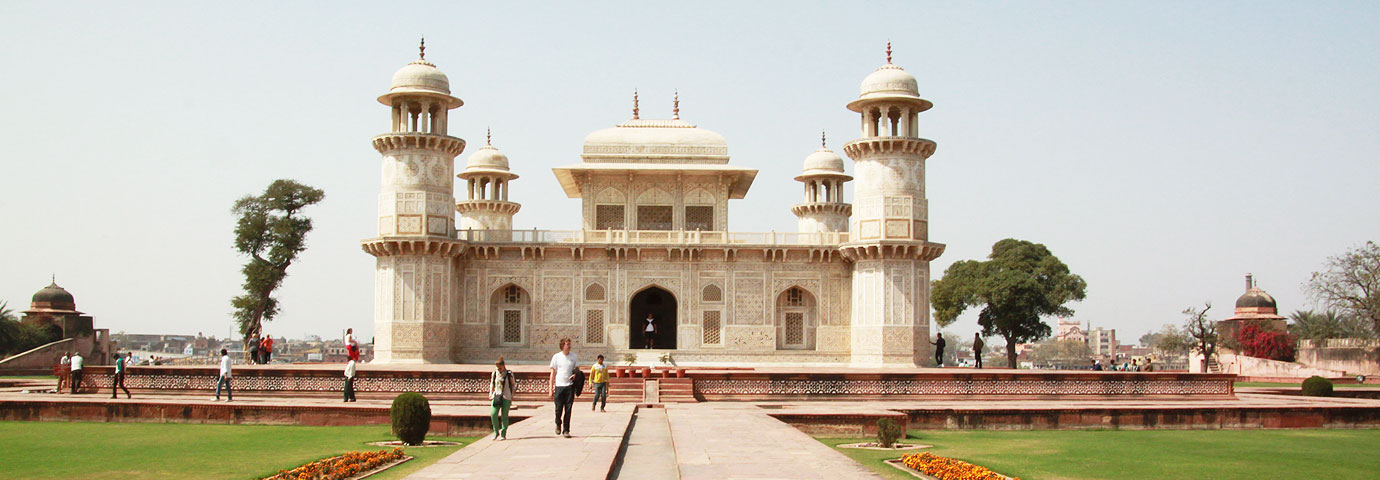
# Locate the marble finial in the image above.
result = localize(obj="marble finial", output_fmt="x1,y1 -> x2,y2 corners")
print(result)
886,41 -> 892,64
673,90 -> 680,119
633,89 -> 640,119
821,130 -> 827,148
419,36 -> 426,60
486,127 -> 491,146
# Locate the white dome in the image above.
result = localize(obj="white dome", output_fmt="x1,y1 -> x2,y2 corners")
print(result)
466,144 -> 509,170
859,64 -> 918,99
582,119 -> 729,163
390,61 -> 451,95
802,148 -> 844,174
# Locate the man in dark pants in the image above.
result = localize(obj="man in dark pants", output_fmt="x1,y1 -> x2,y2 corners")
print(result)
548,338 -> 578,438
69,352 -> 84,394
929,333 -> 945,367
343,358 -> 357,402
972,333 -> 985,369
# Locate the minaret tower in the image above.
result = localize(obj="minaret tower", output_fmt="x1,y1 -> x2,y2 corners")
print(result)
792,131 -> 852,234
840,43 -> 946,366
361,39 -> 466,364
456,129 -> 521,232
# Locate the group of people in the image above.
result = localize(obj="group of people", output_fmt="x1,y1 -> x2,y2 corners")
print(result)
56,351 -> 134,398
1092,358 -> 1153,372
486,338 -> 611,441
246,334 -> 275,365
929,332 -> 987,368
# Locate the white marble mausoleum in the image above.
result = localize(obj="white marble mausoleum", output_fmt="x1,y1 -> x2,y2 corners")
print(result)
362,43 -> 945,366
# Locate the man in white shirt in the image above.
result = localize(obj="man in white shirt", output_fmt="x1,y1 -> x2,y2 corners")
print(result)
214,349 -> 233,402
343,359 -> 357,402
548,338 -> 578,438
69,352 -> 84,394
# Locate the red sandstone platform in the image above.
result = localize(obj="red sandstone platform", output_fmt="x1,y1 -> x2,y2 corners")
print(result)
54,364 -> 1238,403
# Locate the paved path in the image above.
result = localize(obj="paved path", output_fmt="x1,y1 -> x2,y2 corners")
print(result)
406,403 -> 635,480
668,403 -> 883,480
609,407 -> 679,479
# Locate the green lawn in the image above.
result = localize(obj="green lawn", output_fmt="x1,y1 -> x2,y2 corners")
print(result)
0,422 -> 476,480
821,429 -> 1380,480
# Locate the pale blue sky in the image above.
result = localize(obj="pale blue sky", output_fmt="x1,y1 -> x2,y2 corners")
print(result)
2,1 -> 1377,344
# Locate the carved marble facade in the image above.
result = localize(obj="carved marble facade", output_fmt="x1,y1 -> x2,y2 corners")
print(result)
364,45 -> 946,366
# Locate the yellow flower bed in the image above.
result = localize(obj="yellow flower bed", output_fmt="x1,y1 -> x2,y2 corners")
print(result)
900,452 -> 1017,480
261,448 -> 406,480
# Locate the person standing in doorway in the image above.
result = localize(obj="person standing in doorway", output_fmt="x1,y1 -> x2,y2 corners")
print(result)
489,357 -> 515,440
590,354 -> 608,412
972,333 -> 985,369
69,352 -> 84,394
111,353 -> 131,399
548,338 -> 578,438
643,314 -> 656,349
929,333 -> 945,367
343,357 -> 357,403
261,335 -> 274,364
214,348 -> 233,402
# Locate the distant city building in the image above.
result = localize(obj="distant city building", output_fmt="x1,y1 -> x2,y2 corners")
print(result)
1056,318 -> 1086,342
1088,327 -> 1118,357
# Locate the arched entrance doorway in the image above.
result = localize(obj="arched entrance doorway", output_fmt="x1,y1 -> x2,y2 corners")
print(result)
629,286 -> 676,349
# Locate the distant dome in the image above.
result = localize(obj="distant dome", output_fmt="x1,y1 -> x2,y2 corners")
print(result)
582,119 -> 729,163
466,144 -> 510,171
802,148 -> 844,174
31,281 -> 75,309
1235,288 -> 1277,309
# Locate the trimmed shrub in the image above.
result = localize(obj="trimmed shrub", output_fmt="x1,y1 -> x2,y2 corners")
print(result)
390,392 -> 431,445
1302,376 -> 1333,397
876,418 -> 903,448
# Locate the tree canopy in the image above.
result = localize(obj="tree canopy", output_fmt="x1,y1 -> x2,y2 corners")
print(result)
230,179 -> 324,344
1288,310 -> 1373,344
931,238 -> 1087,368
1306,241 -> 1380,335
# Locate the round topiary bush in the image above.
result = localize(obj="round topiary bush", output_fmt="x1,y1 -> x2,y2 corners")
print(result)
876,418 -> 903,448
1301,376 -> 1333,397
391,392 -> 432,445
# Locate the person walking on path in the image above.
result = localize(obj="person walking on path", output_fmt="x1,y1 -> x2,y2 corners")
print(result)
972,333 -> 985,369
548,338 -> 578,438
929,333 -> 946,367
643,314 -> 657,349
489,357 -> 515,440
111,353 -> 131,399
343,358 -> 357,402
214,349 -> 233,402
57,352 -> 71,393
261,335 -> 274,364
248,335 -> 261,365
69,352 -> 84,394
590,354 -> 609,412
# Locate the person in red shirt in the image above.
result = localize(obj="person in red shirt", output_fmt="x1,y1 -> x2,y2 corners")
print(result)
260,335 -> 274,364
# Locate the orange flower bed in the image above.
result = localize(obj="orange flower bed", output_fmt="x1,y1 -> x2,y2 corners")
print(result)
900,452 -> 1017,480
261,448 -> 406,480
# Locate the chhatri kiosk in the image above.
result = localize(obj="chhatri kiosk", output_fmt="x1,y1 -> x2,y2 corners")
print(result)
362,43 -> 944,366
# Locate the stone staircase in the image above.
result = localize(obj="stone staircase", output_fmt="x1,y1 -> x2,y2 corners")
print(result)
658,377 -> 697,403
608,377 -> 645,403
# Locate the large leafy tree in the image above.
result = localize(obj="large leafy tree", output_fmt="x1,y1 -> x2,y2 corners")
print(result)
932,238 -> 1088,368
231,180 -> 324,351
0,301 -> 62,357
1306,241 -> 1380,334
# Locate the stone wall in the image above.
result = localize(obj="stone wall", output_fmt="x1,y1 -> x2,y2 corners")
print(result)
1297,339 -> 1380,376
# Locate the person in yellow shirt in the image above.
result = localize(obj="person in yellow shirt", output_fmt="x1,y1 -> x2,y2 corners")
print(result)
589,354 -> 609,412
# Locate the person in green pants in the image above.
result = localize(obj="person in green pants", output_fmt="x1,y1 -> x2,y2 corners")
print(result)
489,357 -> 516,440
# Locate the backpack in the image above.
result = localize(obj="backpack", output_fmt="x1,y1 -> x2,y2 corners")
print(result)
572,368 -> 586,397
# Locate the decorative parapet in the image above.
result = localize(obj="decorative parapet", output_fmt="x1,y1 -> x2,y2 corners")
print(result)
371,133 -> 465,156
791,202 -> 852,217
454,200 -> 521,215
360,237 -> 466,258
455,229 -> 850,246
843,137 -> 936,159
839,241 -> 945,261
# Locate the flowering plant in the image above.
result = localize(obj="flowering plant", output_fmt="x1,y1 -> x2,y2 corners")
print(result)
900,452 -> 1016,480
1237,323 -> 1296,361
262,448 -> 406,480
